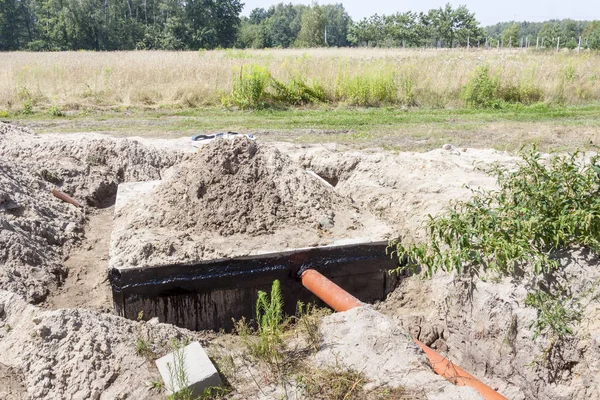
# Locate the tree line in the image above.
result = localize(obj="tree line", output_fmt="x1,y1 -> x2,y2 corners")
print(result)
2,0 -> 600,51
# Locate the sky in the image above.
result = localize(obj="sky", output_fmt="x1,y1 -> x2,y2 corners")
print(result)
240,0 -> 600,26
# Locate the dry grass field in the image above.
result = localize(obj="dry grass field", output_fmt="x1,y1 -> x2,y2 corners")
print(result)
1,48 -> 600,112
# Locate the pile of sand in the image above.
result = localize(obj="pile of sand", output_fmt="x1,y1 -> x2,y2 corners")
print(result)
112,137 -> 392,268
150,137 -> 341,236
0,290 -> 208,400
0,155 -> 84,303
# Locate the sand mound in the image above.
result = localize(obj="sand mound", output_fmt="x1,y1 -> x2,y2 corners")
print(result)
0,290 -> 209,400
150,137 -> 340,236
0,156 -> 84,303
315,307 -> 480,399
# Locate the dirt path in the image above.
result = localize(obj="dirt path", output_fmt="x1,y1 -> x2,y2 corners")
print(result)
43,207 -> 113,311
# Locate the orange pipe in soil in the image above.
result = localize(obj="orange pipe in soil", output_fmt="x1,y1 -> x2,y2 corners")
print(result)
300,268 -> 507,400
413,339 -> 507,400
51,189 -> 81,208
300,268 -> 362,312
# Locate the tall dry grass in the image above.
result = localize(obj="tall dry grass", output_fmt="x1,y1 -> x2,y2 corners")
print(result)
1,48 -> 599,111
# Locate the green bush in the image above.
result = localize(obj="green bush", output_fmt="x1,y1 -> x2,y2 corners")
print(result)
228,65 -> 271,109
461,65 -> 500,108
271,77 -> 328,105
499,82 -> 544,104
334,72 -> 397,106
392,149 -> 600,278
47,105 -> 65,117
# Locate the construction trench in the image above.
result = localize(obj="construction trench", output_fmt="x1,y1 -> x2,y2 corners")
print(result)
1,123 -> 599,399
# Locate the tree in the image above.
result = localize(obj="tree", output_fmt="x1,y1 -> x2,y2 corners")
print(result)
347,14 -> 385,46
501,23 -> 519,47
186,0 -> 243,49
583,21 -> 600,49
539,22 -> 561,48
236,17 -> 267,48
0,0 -> 25,50
322,3 -> 350,47
384,12 -> 419,47
264,3 -> 304,48
295,4 -> 325,47
427,3 -> 481,48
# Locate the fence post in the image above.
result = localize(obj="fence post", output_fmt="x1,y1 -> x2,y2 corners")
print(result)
557,36 -> 560,52
578,36 -> 581,53
536,36 -> 539,49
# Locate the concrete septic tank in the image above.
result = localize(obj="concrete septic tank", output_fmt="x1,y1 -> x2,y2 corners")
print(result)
109,181 -> 400,331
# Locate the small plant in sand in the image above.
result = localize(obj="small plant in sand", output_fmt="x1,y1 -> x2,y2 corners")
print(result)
391,148 -> 600,340
254,279 -> 285,362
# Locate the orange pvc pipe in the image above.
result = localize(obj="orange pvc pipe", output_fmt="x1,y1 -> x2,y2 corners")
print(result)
413,339 -> 507,400
51,189 -> 81,208
300,269 -> 362,312
300,268 -> 507,400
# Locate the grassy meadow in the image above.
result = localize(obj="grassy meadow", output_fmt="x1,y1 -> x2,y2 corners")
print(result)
2,48 -> 600,112
2,48 -> 600,153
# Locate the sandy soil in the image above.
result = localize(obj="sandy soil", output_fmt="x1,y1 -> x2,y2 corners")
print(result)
1,122 -> 599,399
43,207 -> 113,311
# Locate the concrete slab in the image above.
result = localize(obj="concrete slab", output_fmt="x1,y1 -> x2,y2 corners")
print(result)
155,341 -> 221,397
114,180 -> 160,214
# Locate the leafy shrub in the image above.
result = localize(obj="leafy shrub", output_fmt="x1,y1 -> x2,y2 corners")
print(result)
461,65 -> 500,108
499,82 -> 544,104
334,72 -> 397,106
271,77 -> 328,105
525,290 -> 583,340
392,149 -> 600,278
228,65 -> 271,109
21,99 -> 33,115
47,105 -> 65,117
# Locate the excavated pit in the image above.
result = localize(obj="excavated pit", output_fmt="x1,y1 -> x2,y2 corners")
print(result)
109,138 -> 400,330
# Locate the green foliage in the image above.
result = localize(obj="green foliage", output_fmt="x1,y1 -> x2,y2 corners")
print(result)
255,280 -> 284,360
499,82 -> 544,105
47,105 -> 64,117
461,65 -> 500,108
525,290 -> 583,340
226,65 -> 328,109
335,71 -> 397,106
393,149 -> 600,278
228,65 -> 271,109
135,337 -> 154,359
271,77 -> 327,105
391,149 -> 600,340
21,99 -> 34,115
463,66 -> 544,108
295,4 -> 326,47
501,23 -> 519,47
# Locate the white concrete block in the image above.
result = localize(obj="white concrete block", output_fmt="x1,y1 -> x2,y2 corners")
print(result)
155,341 -> 221,397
